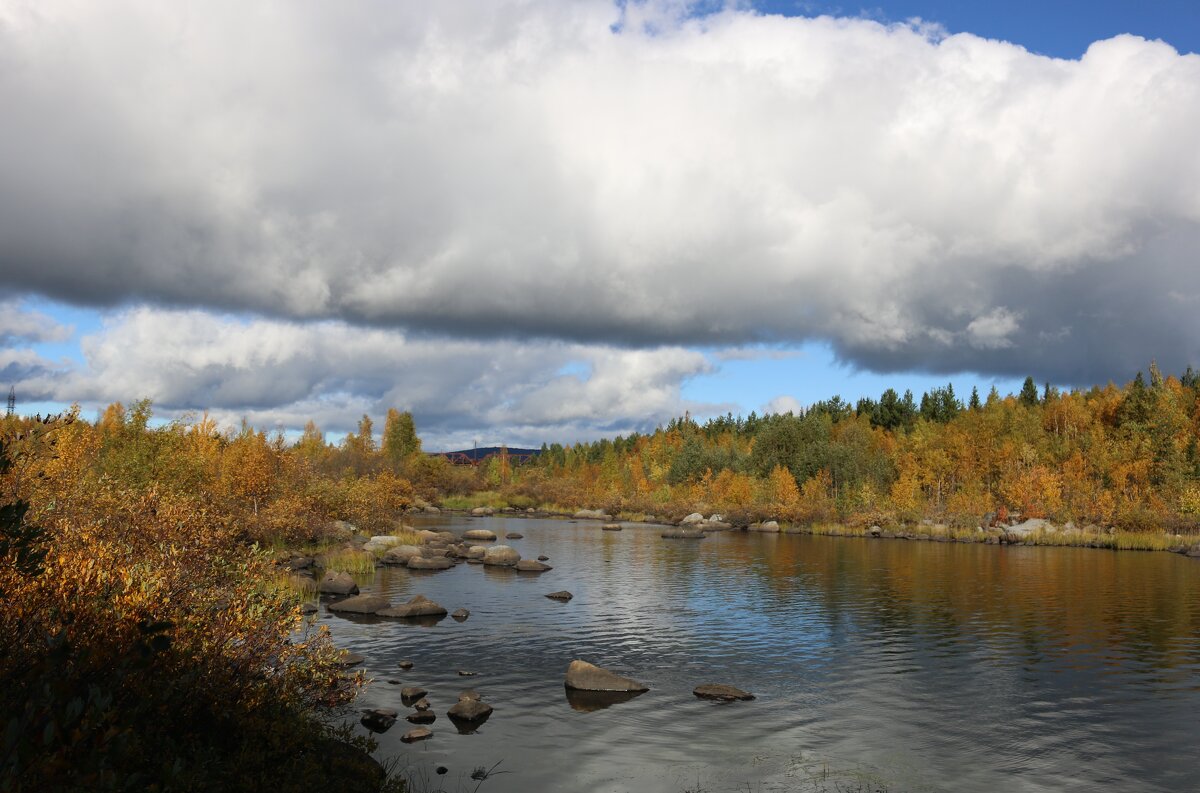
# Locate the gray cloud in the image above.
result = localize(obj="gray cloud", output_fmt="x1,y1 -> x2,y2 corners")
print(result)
1,2 -> 1198,382
22,307 -> 720,448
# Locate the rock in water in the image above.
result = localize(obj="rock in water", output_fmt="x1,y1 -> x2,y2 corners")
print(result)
447,699 -> 493,721
400,686 -> 427,701
545,590 -> 573,601
514,559 -> 552,572
564,660 -> 649,692
397,659 -> 414,670
334,650 -> 365,668
377,595 -> 448,618
463,528 -> 497,541
327,594 -> 391,614
400,728 -> 432,743
381,545 -> 423,565
413,698 -> 432,712
680,512 -> 705,525
406,711 -> 436,724
505,532 -> 524,539
451,608 -> 470,621
360,708 -> 398,732
661,528 -> 706,539
482,545 -> 521,566
602,523 -> 622,531
693,684 -> 755,702
319,571 -> 359,595
407,556 -> 453,570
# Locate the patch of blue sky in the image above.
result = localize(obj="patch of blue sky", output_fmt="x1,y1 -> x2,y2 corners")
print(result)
22,296 -> 103,366
684,340 -> 1027,417
747,0 -> 1199,58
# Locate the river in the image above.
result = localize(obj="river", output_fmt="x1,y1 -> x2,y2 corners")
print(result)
319,516 -> 1200,792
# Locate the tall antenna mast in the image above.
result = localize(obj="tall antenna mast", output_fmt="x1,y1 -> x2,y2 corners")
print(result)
6,386 -> 14,418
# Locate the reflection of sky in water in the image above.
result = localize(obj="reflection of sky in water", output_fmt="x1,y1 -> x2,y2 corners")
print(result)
319,517 -> 1200,793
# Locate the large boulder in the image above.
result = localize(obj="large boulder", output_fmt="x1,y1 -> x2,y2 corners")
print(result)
564,660 -> 648,692
381,545 -> 423,565
328,594 -> 391,614
680,512 -> 705,525
515,559 -> 552,572
693,684 -> 755,702
574,509 -> 612,521
319,571 -> 359,595
482,545 -> 521,566
407,556 -> 453,570
377,595 -> 448,618
462,528 -> 497,541
661,528 -> 706,539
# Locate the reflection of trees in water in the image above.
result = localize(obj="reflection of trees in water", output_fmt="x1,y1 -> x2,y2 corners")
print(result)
642,530 -> 1200,671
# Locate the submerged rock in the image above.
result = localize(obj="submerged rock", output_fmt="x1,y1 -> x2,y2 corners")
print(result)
537,555 -> 550,561
505,532 -> 524,539
661,528 -> 706,539
693,684 -> 755,702
565,688 -> 646,712
564,660 -> 648,692
545,590 -> 573,601
378,595 -> 448,619
397,659 -> 414,670
451,608 -> 470,621
400,728 -> 432,743
514,559 -> 552,572
327,594 -> 391,614
601,523 -> 622,531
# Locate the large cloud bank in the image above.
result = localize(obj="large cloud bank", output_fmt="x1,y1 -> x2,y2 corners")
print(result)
1,0 -> 1198,384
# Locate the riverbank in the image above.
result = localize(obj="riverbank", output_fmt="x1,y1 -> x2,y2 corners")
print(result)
430,499 -> 1200,557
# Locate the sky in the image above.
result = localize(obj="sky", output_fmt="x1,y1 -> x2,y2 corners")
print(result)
2,0 -> 1198,449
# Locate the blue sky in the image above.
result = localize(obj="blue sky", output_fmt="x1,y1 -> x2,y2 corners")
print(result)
3,0 -> 1198,448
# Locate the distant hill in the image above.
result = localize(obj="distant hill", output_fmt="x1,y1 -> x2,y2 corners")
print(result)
428,446 -> 541,462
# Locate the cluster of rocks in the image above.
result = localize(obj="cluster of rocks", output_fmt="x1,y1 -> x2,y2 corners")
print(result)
359,658 -> 496,745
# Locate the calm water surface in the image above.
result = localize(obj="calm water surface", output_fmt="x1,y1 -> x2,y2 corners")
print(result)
319,517 -> 1200,792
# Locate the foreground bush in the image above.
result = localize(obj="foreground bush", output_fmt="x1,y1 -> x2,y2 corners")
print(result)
0,421 -> 385,792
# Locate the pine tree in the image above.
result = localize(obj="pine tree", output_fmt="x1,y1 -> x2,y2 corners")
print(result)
1019,377 -> 1039,406
969,386 -> 981,410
